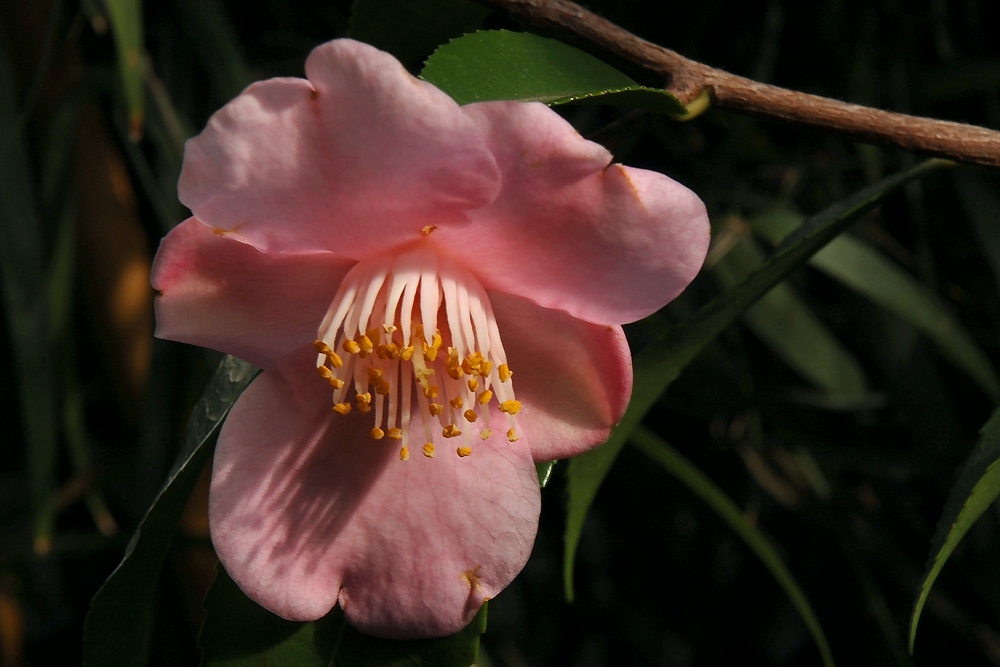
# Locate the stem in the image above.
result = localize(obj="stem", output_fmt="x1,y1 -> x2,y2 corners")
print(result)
478,0 -> 1000,168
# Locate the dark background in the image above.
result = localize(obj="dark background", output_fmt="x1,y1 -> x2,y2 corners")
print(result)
3,0 -> 1000,665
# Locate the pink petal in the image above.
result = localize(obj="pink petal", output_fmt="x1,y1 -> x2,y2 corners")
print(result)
179,39 -> 501,257
438,100 -> 710,325
210,347 -> 540,638
491,291 -> 632,462
152,218 -> 355,368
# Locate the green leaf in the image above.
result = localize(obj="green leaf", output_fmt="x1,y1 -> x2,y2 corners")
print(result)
909,405 -> 1000,653
563,158 -> 951,602
630,427 -> 835,667
201,567 -> 488,667
953,171 -> 1000,295
171,0 -> 253,103
0,29 -> 59,553
421,30 -> 688,116
535,461 -> 555,488
710,226 -> 868,396
752,205 -> 1000,403
103,0 -> 145,139
83,356 -> 259,667
348,0 -> 491,70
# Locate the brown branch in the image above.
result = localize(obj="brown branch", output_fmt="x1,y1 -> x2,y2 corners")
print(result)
478,0 -> 1000,168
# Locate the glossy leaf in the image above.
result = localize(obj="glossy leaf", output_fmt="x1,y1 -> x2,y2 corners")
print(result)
909,406 -> 1000,653
710,226 -> 868,396
421,30 -> 688,115
631,427 -> 835,667
348,0 -> 491,70
563,158 -> 952,602
752,205 -> 1000,402
201,567 -> 488,667
82,356 -> 259,667
0,32 -> 59,552
104,0 -> 145,139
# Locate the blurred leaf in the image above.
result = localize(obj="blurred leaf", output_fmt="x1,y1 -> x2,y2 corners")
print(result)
535,461 -> 555,488
171,0 -> 252,103
348,0 -> 491,70
631,427 -> 835,667
421,30 -> 688,116
909,405 -> 1000,653
82,356 -> 259,667
103,0 -> 145,139
563,158 -> 952,601
953,170 -> 1000,295
0,30 -> 59,552
201,567 -> 487,667
752,205 -> 1000,402
711,224 -> 869,396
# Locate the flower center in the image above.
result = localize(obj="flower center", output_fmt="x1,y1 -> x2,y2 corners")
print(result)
314,246 -> 521,461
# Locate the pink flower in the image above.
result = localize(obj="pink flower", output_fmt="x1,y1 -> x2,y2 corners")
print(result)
151,39 -> 709,639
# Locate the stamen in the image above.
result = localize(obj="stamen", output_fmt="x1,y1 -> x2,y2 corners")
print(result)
316,246 -> 522,462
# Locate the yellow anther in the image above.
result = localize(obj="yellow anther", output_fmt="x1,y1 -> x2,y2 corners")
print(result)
448,365 -> 464,380
313,340 -> 332,355
358,334 -> 374,354
370,427 -> 385,440
499,400 -> 522,415
421,225 -> 437,236
477,390 -> 493,405
480,428 -> 493,440
429,403 -> 444,416
356,392 -> 372,413
464,409 -> 478,423
317,366 -> 334,380
400,346 -> 414,361
384,342 -> 400,359
479,360 -> 492,377
328,377 -> 345,389
499,364 -> 513,382
415,367 -> 435,388
430,331 -> 442,349
457,446 -> 472,457
375,379 -> 391,396
367,367 -> 384,382
327,351 -> 344,368
423,442 -> 435,458
423,385 -> 439,399
375,344 -> 389,360
443,424 -> 462,438
467,378 -> 479,392
387,427 -> 403,440
462,352 -> 484,376
383,324 -> 397,334
400,446 -> 410,461
425,346 -> 439,362
343,339 -> 361,354
333,402 -> 352,415
450,396 -> 464,409
507,428 -> 519,442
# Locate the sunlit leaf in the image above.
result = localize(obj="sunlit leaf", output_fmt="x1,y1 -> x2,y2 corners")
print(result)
535,461 -> 555,488
421,30 -> 689,116
103,0 -> 145,139
201,567 -> 487,667
752,205 -> 1000,402
349,0 -> 491,70
563,158 -> 951,603
82,356 -> 259,667
0,32 -> 59,553
630,427 -> 835,667
710,224 -> 869,396
909,405 -> 1000,653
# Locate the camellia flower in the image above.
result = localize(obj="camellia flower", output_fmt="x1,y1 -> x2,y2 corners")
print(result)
151,39 -> 709,638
